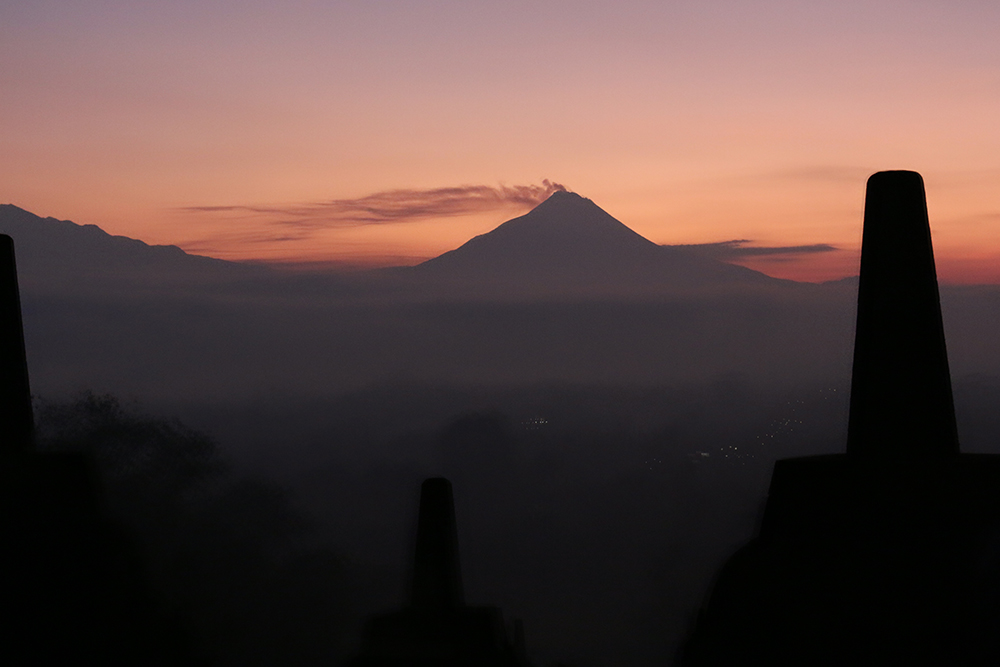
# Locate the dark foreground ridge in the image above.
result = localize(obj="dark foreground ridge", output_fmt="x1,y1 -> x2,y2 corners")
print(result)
0,234 -> 197,665
349,478 -> 531,667
680,171 -> 1000,665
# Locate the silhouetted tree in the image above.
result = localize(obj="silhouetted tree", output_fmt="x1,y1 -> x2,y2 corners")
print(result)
35,393 -> 353,667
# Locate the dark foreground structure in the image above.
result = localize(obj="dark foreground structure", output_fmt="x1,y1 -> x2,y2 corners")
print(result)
0,235 -> 194,665
680,171 -> 1000,665
349,478 -> 531,667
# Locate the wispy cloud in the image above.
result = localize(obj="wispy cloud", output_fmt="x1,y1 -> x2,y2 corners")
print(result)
181,180 -> 568,231
666,239 -> 838,259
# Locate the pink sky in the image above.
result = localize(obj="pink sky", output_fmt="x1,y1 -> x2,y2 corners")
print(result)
3,1 -> 1000,282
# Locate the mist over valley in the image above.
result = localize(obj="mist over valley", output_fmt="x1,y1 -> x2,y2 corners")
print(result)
5,195 -> 1000,665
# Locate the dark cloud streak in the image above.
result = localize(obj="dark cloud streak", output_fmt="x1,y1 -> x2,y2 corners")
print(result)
182,180 -> 568,230
666,239 -> 838,259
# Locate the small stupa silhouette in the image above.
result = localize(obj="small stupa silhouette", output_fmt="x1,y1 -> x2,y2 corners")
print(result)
679,172 -> 1000,665
349,478 -> 531,667
0,234 -> 196,665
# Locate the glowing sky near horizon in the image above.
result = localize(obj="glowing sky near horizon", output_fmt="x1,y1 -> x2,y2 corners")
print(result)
3,1 -> 1000,282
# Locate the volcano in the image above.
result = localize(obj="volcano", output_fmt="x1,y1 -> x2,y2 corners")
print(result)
412,191 -> 780,296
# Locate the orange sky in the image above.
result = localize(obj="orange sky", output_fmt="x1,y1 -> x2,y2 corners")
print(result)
3,1 -> 1000,283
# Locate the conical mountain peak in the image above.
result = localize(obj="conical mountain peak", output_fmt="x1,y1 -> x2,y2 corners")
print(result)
478,190 -> 652,249
414,192 -> 774,295
531,189 -> 587,208
540,189 -> 581,201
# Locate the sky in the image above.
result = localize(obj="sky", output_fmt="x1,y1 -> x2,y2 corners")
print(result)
3,0 -> 1000,282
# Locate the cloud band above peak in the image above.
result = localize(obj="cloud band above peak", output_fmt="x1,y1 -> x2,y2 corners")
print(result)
181,180 -> 569,231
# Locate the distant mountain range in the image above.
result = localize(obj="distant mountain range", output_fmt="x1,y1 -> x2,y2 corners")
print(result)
2,194 -> 785,298
4,197 -> 998,404
0,204 -> 261,294
411,191 -> 783,295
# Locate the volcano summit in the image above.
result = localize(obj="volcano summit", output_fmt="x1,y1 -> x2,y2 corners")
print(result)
411,191 -> 780,297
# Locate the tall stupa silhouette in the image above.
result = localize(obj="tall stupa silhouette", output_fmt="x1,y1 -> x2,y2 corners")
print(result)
680,171 -> 1000,665
349,478 -> 531,667
0,234 -> 195,665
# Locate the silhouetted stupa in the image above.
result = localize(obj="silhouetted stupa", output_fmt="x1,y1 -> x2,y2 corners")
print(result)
0,234 -> 194,665
680,172 -> 1000,665
349,478 -> 531,667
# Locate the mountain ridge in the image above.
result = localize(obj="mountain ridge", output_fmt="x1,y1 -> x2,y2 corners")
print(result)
2,196 -> 793,299
0,204 -> 231,265
0,204 -> 264,293
411,190 -> 785,295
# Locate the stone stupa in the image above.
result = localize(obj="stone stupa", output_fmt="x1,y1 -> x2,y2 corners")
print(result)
680,171 -> 1000,665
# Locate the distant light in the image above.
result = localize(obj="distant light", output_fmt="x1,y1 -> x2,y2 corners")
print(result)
521,417 -> 549,431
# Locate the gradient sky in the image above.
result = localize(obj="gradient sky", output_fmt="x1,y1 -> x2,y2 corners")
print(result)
3,1 -> 1000,282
